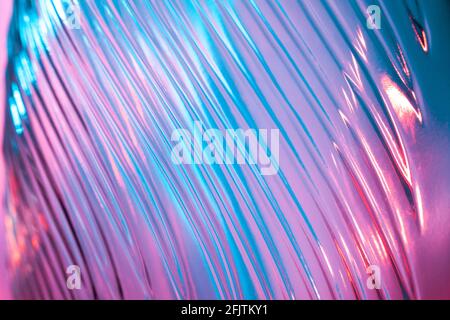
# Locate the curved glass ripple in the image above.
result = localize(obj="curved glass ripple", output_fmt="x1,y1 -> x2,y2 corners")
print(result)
2,0 -> 450,299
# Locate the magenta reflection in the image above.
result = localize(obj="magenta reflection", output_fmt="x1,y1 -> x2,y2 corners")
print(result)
1,0 -> 450,299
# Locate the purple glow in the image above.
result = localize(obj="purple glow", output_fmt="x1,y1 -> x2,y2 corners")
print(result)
1,0 -> 450,300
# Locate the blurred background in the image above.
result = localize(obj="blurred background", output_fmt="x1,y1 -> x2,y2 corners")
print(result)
0,0 -> 12,300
